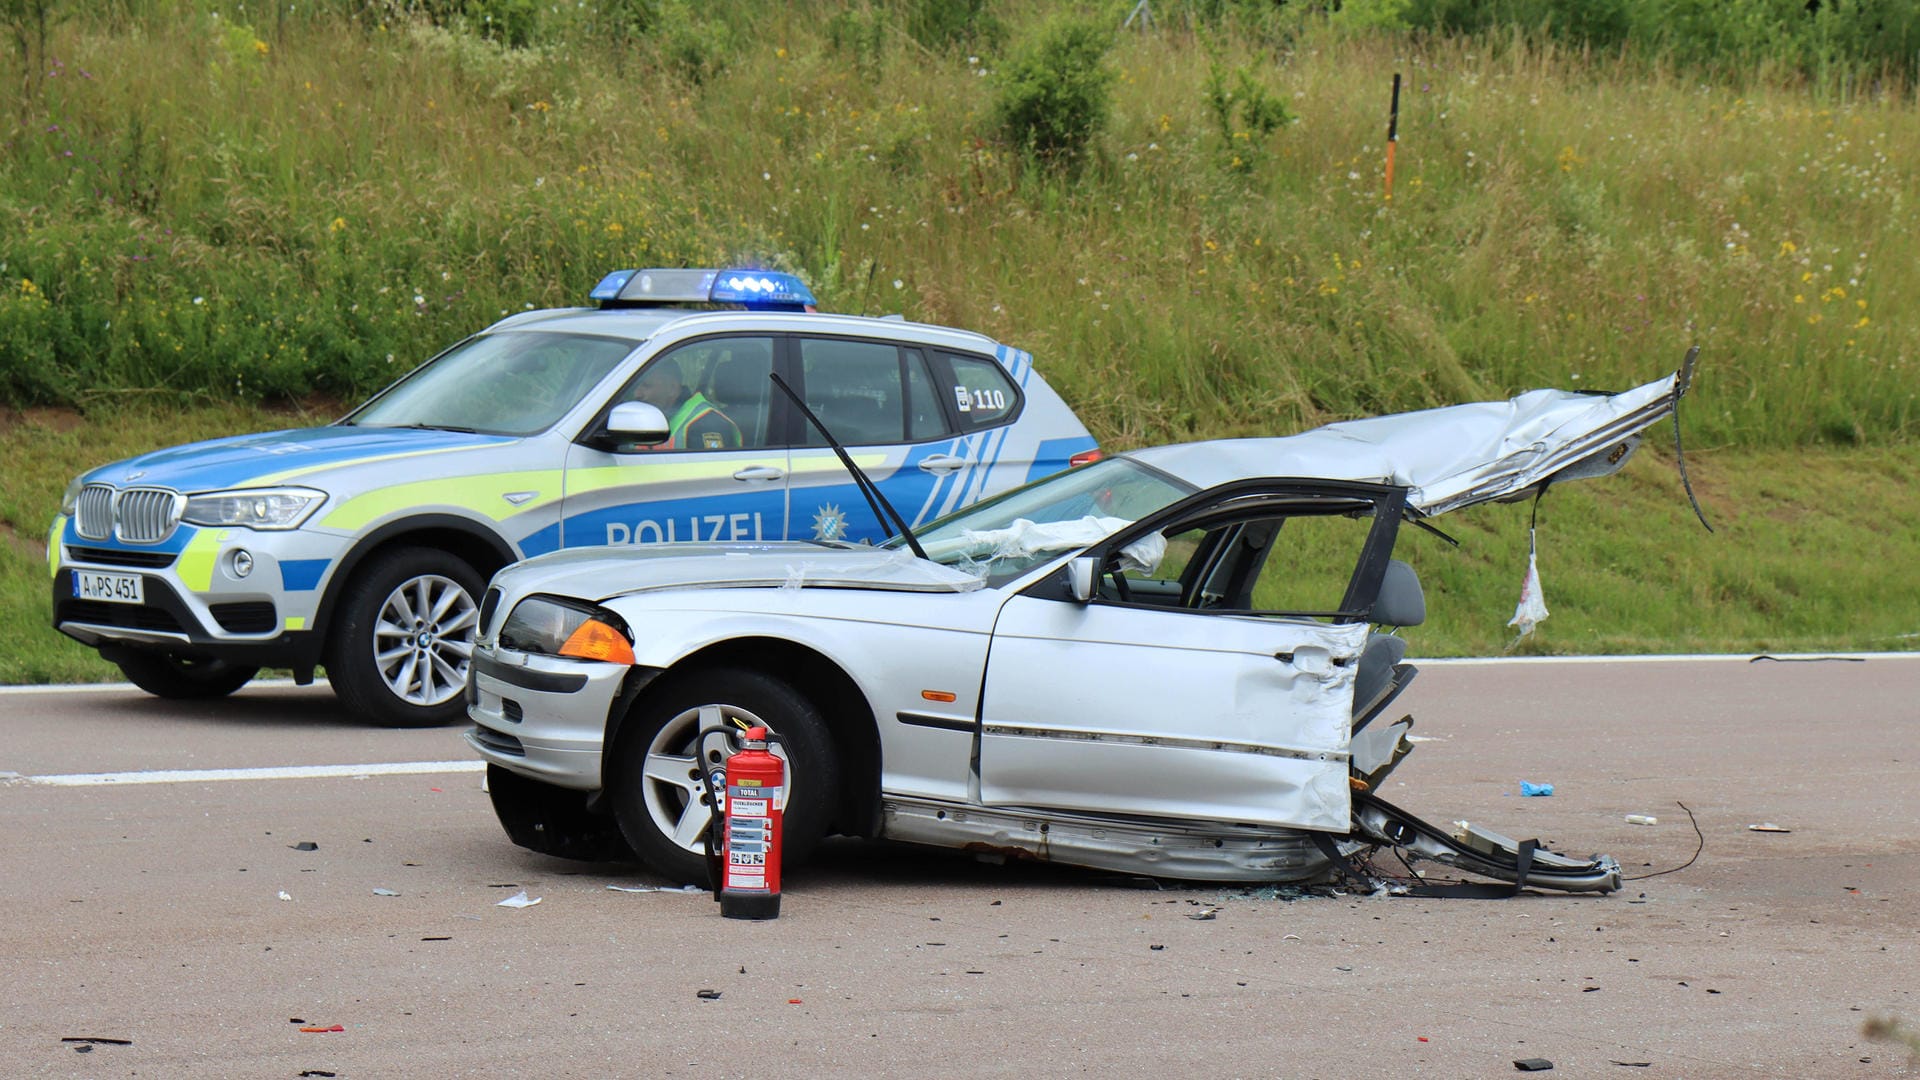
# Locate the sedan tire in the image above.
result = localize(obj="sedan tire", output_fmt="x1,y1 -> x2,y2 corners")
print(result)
609,667 -> 841,885
486,764 -> 633,862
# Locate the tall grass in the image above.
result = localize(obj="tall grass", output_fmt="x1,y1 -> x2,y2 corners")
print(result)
1,3 -> 1915,450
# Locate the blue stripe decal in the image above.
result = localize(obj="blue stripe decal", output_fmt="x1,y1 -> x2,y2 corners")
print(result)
1024,436 -> 1098,483
518,521 -> 562,557
279,559 -> 331,592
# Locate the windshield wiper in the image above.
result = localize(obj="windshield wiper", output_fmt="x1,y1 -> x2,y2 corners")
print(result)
768,372 -> 929,561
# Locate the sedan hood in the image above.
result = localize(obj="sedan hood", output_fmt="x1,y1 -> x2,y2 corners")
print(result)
1131,370 -> 1681,516
503,542 -> 986,601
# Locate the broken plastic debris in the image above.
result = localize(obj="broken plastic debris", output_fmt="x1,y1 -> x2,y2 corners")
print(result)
1507,528 -> 1550,637
1186,907 -> 1218,921
1514,1059 -> 1554,1071
1748,823 -> 1791,833
696,989 -> 722,1000
298,1025 -> 345,1034
373,888 -> 400,897
1520,781 -> 1555,797
290,841 -> 318,851
60,1037 -> 131,1047
497,890 -> 542,908
1625,815 -> 1658,826
606,883 -> 704,894
277,891 -> 293,901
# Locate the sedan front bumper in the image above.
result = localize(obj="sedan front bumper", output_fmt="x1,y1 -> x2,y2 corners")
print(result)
463,647 -> 638,790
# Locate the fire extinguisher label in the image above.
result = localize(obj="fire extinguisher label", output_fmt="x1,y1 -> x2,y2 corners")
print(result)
729,797 -> 769,817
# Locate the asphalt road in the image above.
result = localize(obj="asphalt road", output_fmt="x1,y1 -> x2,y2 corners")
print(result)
2,656 -> 1917,1078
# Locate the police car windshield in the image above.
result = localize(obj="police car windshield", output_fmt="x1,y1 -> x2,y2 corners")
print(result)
347,331 -> 639,436
894,458 -> 1195,584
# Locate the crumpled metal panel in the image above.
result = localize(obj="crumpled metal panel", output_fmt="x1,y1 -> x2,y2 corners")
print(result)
1130,372 -> 1677,516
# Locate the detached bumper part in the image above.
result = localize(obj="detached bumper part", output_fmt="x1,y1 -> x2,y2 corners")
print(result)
1353,793 -> 1621,894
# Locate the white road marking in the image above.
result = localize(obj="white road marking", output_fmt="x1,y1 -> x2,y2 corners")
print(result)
9,761 -> 486,787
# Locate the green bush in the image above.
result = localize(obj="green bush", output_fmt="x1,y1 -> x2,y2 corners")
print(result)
991,16 -> 1115,169
1202,59 -> 1293,172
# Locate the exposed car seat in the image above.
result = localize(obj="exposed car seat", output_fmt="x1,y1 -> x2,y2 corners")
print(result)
1352,558 -> 1424,726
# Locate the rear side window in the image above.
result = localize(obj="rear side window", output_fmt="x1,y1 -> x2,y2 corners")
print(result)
798,338 -> 906,447
942,353 -> 1021,431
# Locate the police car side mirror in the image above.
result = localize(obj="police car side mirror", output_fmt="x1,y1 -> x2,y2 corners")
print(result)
1067,556 -> 1098,604
604,401 -> 671,447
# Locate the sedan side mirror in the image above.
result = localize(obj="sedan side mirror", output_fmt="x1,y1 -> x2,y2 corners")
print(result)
605,401 -> 671,446
1067,556 -> 1098,603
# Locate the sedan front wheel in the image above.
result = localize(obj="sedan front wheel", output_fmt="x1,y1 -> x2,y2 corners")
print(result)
609,668 -> 840,885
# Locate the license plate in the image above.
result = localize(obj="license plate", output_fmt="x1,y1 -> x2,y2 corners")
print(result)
73,569 -> 144,605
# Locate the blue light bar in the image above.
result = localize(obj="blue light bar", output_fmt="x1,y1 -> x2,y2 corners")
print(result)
709,271 -> 816,309
589,269 -> 637,301
591,268 -> 815,311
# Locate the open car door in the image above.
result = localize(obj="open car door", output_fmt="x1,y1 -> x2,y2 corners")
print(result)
975,481 -> 1406,831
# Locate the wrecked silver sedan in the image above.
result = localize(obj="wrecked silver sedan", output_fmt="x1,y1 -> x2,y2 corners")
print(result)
466,367 -> 1693,891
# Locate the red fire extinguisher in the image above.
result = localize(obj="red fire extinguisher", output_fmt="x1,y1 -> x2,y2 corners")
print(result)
713,726 -> 784,920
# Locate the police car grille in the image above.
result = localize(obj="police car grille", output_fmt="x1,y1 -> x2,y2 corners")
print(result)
64,600 -> 184,634
75,485 -> 115,540
115,488 -> 183,543
68,546 -> 178,569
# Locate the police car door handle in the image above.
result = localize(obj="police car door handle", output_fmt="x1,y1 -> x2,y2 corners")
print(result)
918,455 -> 967,474
732,466 -> 785,482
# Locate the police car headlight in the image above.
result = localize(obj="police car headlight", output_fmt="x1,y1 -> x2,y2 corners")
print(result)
60,475 -> 86,516
498,596 -> 635,665
182,487 -> 326,530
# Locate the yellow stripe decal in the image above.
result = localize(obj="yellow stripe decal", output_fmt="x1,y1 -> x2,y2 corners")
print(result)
284,616 -> 307,631
320,470 -> 566,531
47,516 -> 65,577
175,529 -> 222,592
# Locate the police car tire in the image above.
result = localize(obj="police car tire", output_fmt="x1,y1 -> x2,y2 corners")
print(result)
115,653 -> 259,700
325,545 -> 485,728
610,667 -> 841,886
486,764 -> 634,862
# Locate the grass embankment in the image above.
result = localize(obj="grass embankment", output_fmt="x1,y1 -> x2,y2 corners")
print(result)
2,4 -> 1916,680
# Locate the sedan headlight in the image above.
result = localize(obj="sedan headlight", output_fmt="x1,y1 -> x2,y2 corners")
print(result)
182,487 -> 326,530
498,595 -> 635,665
59,475 -> 86,516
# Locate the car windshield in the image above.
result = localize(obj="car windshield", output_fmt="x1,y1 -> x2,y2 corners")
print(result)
345,331 -> 639,436
890,457 -> 1195,584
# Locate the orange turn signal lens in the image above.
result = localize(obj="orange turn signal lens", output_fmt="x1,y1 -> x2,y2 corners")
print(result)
921,689 -> 957,703
557,619 -> 635,665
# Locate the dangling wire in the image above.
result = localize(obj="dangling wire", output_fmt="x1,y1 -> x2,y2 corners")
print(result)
1672,346 -> 1713,533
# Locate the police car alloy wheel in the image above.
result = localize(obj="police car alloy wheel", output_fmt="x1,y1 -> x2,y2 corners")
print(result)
326,546 -> 484,727
608,667 -> 840,884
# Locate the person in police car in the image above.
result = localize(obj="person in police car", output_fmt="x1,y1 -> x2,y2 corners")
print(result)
627,361 -> 742,450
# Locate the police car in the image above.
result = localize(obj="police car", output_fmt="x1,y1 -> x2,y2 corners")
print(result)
49,269 -> 1098,726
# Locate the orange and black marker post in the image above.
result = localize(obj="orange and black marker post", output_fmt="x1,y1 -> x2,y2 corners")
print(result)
1384,72 -> 1401,201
